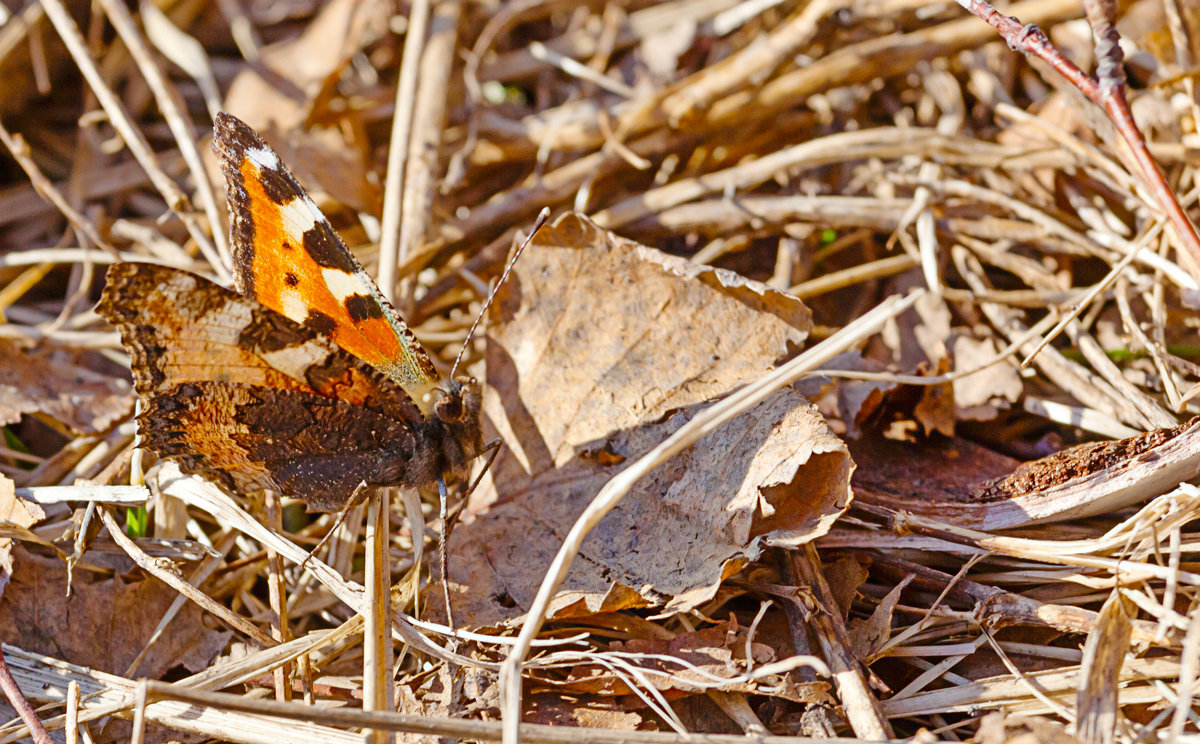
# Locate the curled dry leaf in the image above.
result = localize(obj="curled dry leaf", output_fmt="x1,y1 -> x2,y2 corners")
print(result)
951,334 -> 1022,420
445,214 -> 849,626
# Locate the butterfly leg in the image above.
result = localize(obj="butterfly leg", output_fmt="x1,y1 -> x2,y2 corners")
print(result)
437,476 -> 456,631
438,437 -> 502,631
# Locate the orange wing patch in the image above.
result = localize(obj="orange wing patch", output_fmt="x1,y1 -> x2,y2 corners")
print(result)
211,113 -> 440,406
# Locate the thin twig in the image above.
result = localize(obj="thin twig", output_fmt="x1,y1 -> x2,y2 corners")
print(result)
0,650 -> 53,744
94,0 -> 230,269
953,0 -> 1200,280
37,0 -> 226,277
0,118 -> 116,255
785,545 -> 893,739
139,679 -> 911,744
362,492 -> 392,744
376,0 -> 433,304
97,506 -> 276,646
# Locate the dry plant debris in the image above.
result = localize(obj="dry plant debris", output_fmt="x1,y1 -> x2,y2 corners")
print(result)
1,0 -> 1200,742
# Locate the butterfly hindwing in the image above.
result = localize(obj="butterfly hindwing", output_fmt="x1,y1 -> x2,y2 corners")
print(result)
137,380 -> 423,511
211,113 -> 440,405
98,262 -> 439,508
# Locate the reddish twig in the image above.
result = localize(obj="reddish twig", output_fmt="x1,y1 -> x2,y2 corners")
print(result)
0,649 -> 54,744
956,0 -> 1200,282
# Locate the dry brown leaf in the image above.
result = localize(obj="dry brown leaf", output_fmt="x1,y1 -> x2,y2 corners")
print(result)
395,665 -> 476,744
888,283 -> 951,371
224,0 -> 390,118
0,339 -> 130,433
452,386 -> 850,626
912,357 -> 955,437
480,214 -> 814,472
822,554 -> 870,619
0,545 -> 230,679
638,20 -> 698,84
0,477 -> 42,531
848,574 -> 913,662
525,694 -> 647,730
952,334 -> 1022,420
444,214 -> 848,626
818,353 -> 893,439
853,359 -> 954,440
854,288 -> 1019,429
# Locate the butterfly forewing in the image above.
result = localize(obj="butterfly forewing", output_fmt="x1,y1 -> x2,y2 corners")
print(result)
212,113 -> 440,405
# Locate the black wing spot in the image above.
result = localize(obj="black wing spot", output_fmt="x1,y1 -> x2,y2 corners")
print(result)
257,164 -> 300,205
284,272 -> 299,287
240,307 -> 310,352
303,225 -> 356,273
344,294 -> 382,322
304,310 -> 337,336
176,383 -> 204,398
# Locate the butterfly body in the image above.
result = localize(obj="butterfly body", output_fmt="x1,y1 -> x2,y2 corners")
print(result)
97,113 -> 482,511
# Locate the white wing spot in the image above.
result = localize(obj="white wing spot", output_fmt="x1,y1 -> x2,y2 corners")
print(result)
322,267 -> 369,303
278,287 -> 309,324
276,196 -> 320,240
260,339 -> 332,378
245,145 -> 280,171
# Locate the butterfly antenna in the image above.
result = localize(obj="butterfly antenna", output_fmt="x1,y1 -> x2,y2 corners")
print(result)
450,208 -> 550,378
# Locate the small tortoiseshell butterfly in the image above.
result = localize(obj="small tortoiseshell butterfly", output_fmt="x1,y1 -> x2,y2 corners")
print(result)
98,113 -> 483,511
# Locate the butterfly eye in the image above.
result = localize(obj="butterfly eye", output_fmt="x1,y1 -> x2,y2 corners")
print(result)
435,392 -> 465,423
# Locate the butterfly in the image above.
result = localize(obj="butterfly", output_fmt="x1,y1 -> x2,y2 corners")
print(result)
97,113 -> 484,512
